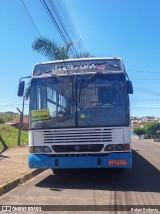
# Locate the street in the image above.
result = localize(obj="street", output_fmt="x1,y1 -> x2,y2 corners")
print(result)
0,139 -> 160,213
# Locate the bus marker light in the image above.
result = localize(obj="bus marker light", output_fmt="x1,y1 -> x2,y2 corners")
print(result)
124,144 -> 130,151
29,146 -> 33,153
108,159 -> 127,166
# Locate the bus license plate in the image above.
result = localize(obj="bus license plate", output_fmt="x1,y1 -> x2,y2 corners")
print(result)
108,159 -> 127,166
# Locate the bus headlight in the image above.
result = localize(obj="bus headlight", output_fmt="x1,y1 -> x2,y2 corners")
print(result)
116,144 -> 123,151
43,146 -> 52,153
34,146 -> 42,153
33,146 -> 52,153
105,145 -> 113,151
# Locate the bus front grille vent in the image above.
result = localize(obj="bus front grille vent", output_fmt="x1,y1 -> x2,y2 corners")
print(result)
43,128 -> 112,144
52,144 -> 104,153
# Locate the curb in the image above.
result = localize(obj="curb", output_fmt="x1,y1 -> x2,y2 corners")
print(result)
0,169 -> 45,197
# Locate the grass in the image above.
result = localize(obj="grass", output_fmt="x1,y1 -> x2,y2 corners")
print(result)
0,124 -> 28,148
0,112 -> 18,123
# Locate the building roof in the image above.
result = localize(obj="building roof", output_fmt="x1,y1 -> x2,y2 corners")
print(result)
5,117 -> 28,125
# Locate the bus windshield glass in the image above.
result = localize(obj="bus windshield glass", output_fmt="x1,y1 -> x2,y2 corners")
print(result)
30,73 -> 128,129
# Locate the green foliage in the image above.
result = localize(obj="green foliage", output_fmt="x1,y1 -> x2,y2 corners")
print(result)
143,121 -> 160,138
0,118 -> 4,124
32,37 -> 62,60
133,122 -> 160,139
32,36 -> 93,60
75,52 -> 94,58
0,113 -> 18,123
0,124 -> 28,148
133,126 -> 146,137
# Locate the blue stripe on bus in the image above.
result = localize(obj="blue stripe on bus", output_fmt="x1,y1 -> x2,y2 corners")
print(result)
28,152 -> 132,169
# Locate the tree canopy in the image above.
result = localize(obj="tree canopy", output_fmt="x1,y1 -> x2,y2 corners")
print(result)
32,37 -> 93,60
133,127 -> 145,137
143,121 -> 160,138
133,121 -> 160,139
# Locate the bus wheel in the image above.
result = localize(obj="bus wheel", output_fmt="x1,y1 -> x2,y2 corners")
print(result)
52,169 -> 63,174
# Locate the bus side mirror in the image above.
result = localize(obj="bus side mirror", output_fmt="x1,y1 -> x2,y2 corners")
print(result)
127,81 -> 133,94
18,80 -> 25,97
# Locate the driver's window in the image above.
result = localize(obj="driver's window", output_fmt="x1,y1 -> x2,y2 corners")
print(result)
47,87 -> 56,117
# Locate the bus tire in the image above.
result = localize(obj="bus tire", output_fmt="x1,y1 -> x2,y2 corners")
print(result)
52,169 -> 63,174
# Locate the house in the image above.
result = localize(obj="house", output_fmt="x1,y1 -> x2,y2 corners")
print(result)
5,117 -> 29,130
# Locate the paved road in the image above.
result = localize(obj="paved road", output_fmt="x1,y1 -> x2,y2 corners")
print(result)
0,139 -> 160,213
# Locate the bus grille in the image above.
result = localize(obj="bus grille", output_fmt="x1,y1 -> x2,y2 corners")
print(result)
52,144 -> 104,153
43,128 -> 112,144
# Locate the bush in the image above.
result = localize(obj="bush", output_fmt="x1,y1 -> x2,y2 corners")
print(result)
133,127 -> 146,138
0,118 -> 4,124
0,113 -> 17,123
143,122 -> 160,139
0,124 -> 28,148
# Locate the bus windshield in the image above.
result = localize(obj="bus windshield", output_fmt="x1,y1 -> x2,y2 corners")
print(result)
30,73 -> 128,129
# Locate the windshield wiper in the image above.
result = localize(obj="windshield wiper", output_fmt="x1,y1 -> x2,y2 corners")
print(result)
35,70 -> 75,102
79,71 -> 100,89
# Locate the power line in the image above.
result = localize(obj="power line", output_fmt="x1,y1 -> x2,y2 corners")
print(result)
58,0 -> 79,40
0,98 -> 20,103
132,83 -> 160,84
0,104 -> 29,107
132,78 -> 160,80
131,107 -> 160,109
57,0 -> 86,51
40,0 -> 76,58
134,88 -> 160,96
40,0 -> 68,44
47,0 -> 78,56
21,0 -> 41,36
127,69 -> 160,74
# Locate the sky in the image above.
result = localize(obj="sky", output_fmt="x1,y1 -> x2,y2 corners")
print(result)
0,0 -> 160,117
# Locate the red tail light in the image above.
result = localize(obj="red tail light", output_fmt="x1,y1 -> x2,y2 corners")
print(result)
124,144 -> 130,151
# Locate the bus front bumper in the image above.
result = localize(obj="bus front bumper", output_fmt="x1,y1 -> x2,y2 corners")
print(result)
28,152 -> 132,169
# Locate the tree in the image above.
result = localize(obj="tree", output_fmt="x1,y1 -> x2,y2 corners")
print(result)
143,122 -> 160,139
32,37 -> 93,60
133,127 -> 146,138
0,118 -> 4,124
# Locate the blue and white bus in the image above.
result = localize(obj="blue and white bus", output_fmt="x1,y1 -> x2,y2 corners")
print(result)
18,57 -> 133,171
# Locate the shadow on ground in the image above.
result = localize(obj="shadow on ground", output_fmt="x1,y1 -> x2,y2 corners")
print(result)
36,150 -> 160,193
0,154 -> 10,160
